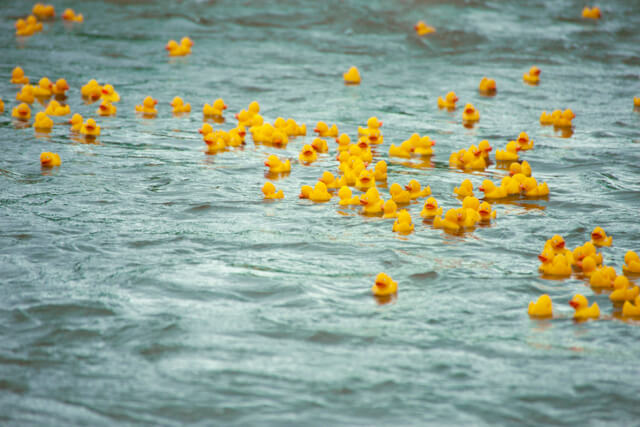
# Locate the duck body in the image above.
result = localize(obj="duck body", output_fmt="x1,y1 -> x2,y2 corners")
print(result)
314,121 -> 338,137
437,91 -> 458,109
622,296 -> 640,317
523,66 -> 541,84
623,251 -> 640,275
610,276 -> 640,302
541,254 -> 572,276
582,6 -> 601,19
264,155 -> 291,174
389,183 -> 411,205
495,141 -> 520,161
406,180 -> 431,199
433,209 -> 461,232
454,179 -> 474,197
170,97 -> 190,114
135,96 -> 158,116
343,66 -> 361,84
33,77 -> 53,97
80,118 -> 100,136
262,182 -> 283,199
462,103 -> 479,122
299,145 -> 318,164
11,67 -> 29,85
360,187 -> 384,214
81,79 -> 102,100
570,294 -> 600,320
338,186 -> 360,206
203,99 -> 226,116
309,182 -> 332,202
373,160 -> 387,182
382,200 -> 398,219
392,210 -> 414,234
40,152 -> 61,167
62,8 -> 83,22
478,77 -> 497,95
44,100 -> 70,116
16,85 -> 35,103
33,112 -> 53,130
420,197 -> 442,218
528,294 -> 552,318
69,113 -> 83,132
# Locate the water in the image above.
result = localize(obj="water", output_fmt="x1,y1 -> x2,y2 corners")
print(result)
2,0 -> 640,424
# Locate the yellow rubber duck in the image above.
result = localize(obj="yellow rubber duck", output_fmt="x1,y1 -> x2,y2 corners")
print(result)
413,136 -> 435,156
541,253 -> 572,276
101,84 -> 120,103
34,77 -> 53,97
572,243 -> 603,269
635,97 -> 640,108
262,182 -> 283,199
462,103 -> 479,122
97,100 -> 117,116
582,6 -> 601,19
309,181 -> 332,202
311,138 -> 328,153
299,144 -> 318,164
579,256 -> 598,277
520,177 -> 549,197
453,179 -> 474,197
12,103 -> 31,120
356,170 -> 375,191
495,141 -> 520,161
33,112 -> 53,131
44,99 -> 70,116
51,78 -> 70,97
523,66 -> 541,85
0,98 -> 3,113
539,111 -> 554,125
271,129 -> 288,147
389,183 -> 411,205
388,141 -> 412,158
199,123 -> 213,137
135,96 -> 158,116
372,273 -> 397,296
360,187 -> 384,214
405,179 -> 431,199
69,113 -> 83,132
610,276 -> 639,303
623,251 -> 640,275
569,294 -> 600,320
62,8 -> 83,22
478,202 -> 497,222
343,66 -> 361,85
528,294 -> 552,318
420,197 -> 443,218
338,186 -> 360,206
381,199 -> 398,219
314,121 -> 338,138
553,109 -> 575,128
335,133 -> 351,152
40,152 -> 61,167
11,67 -> 29,85
264,155 -> 291,174
203,99 -> 226,117
81,79 -> 102,101
15,18 -> 34,37
478,140 -> 492,159
32,3 -> 55,19
165,40 -> 190,56
299,185 -> 313,199
318,171 -> 341,190
509,160 -> 532,177
181,37 -> 194,51
462,196 -> 480,212
500,176 -> 521,196
457,206 -> 480,229
590,226 -> 612,247
478,77 -> 497,95
393,210 -> 414,234
622,296 -> 640,317
373,160 -> 387,182
433,209 -> 461,232
414,20 -> 435,35
589,266 -> 616,289
514,132 -> 534,151
437,91 -> 458,109
538,248 -> 555,272
169,97 -> 190,114
80,118 -> 100,136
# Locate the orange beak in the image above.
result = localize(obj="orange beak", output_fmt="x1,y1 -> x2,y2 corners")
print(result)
465,108 -> 473,114
534,69 -> 541,76
369,135 -> 378,141
223,105 -> 227,109
556,241 -> 565,249
515,146 -> 521,152
99,105 -> 107,110
591,232 -> 601,240
404,185 -> 411,191
360,199 -> 368,206
426,203 -> 435,210
102,88 -> 109,95
569,300 -> 579,308
154,100 -> 158,105
478,186 -> 485,192
538,255 -> 548,263
264,161 -> 270,167
375,281 -> 387,289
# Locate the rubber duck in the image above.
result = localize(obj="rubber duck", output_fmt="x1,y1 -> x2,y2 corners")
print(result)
32,3 -> 55,19
169,96 -> 190,114
299,144 -> 318,164
314,121 -> 338,138
543,235 -> 574,265
165,40 -> 190,56
388,141 -> 412,159
553,109 -> 575,128
542,254 -> 572,276
462,196 -> 480,212
97,100 -> 117,116
420,197 -> 443,218
413,136 -> 435,156
15,19 -> 34,37
51,78 -> 70,97
199,123 -> 213,137
495,141 -> 520,161
528,294 -> 552,318
569,294 -> 600,320
335,133 -> 351,153
437,91 -> 458,109
318,171 -> 341,190
590,226 -> 612,247
69,113 -> 83,132
433,209 -> 461,232
338,186 -> 360,206
343,66 -> 361,84
360,187 -> 384,214
372,272 -> 397,296
11,67 -> 29,85
62,8 -> 83,22
635,97 -> 640,108
135,96 -> 158,116
539,111 -> 554,125
453,179 -> 474,197
538,248 -> 555,272
520,177 -> 549,197
405,180 -> 431,199
414,20 -> 435,35
478,77 -> 497,95
462,103 -> 479,122
33,112 -> 53,131
610,276 -> 639,302
203,99 -> 226,117
271,129 -> 289,147
356,170 -> 375,191
457,206 -> 480,228
373,160 -> 387,181
478,140 -> 492,159
478,202 -> 497,222
0,98 -> 3,113
44,99 -> 70,116
264,155 -> 291,174
500,176 -> 521,196
310,138 -> 328,153
589,266 -> 616,289
299,185 -> 312,199
514,132 -> 534,151
12,103 -> 31,120
181,37 -> 194,50
523,66 -> 541,85
309,181 -> 332,202
80,118 -> 100,136
81,79 -> 102,100
389,183 -> 411,205
582,6 -> 601,19
623,251 -> 640,275
33,77 -> 53,97
40,152 -> 61,167
100,84 -> 120,103
572,242 -> 602,269
622,296 -> 640,317
393,210 -> 414,234
463,146 -> 487,170
262,182 -> 283,199
381,199 -> 398,219
579,256 -> 598,277
509,160 -> 532,177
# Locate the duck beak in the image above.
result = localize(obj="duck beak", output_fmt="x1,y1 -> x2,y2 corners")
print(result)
478,186 -> 485,192
426,203 -> 435,210
465,108 -> 473,114
591,232 -> 601,240
102,89 -> 109,95
264,161 -> 270,167
534,69 -> 541,76
375,281 -> 387,289
404,185 -> 411,191
556,242 -> 565,249
569,300 -> 579,308
360,199 -> 368,206
538,255 -> 547,262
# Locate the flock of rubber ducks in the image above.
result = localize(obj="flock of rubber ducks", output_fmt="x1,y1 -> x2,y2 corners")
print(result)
15,3 -> 82,37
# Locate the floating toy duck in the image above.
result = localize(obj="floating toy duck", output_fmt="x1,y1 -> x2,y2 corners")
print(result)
97,100 -> 117,116
528,294 -> 552,318
62,8 -> 83,22
12,103 -> 31,120
199,123 -> 213,137
413,136 -> 435,156
478,140 -> 492,159
539,111 -> 554,125
81,79 -> 102,101
520,177 -> 549,197
34,77 -> 53,98
405,179 -> 431,199
495,141 -> 520,161
462,196 -> 480,212
44,99 -> 70,116
204,132 -> 226,153
553,108 -> 575,128
299,185 -> 312,199
569,294 -> 600,320
414,20 -> 435,35
572,242 -> 603,268
335,133 -> 351,152
622,296 -> 640,317
356,170 -> 375,191
262,182 -> 283,199
437,91 -> 458,109
318,171 -> 341,190
100,84 -> 120,103
542,253 -> 572,276
32,3 -> 55,19
582,6 -> 601,19
15,18 -> 34,37
456,206 -> 479,229
203,99 -> 226,117
165,39 -> 190,56
389,183 -> 411,205
373,160 -> 387,182
338,186 -> 360,206
382,200 -> 398,219
264,155 -> 291,174
499,176 -> 520,196
69,113 -> 83,132
589,266 -> 617,289
360,187 -> 384,214
453,179 -> 474,197
299,144 -> 318,164
343,66 -> 361,85
393,210 -> 414,234
478,77 -> 497,95
543,235 -> 574,265
169,96 -> 190,114
610,276 -> 639,303
309,181 -> 332,202
579,256 -> 598,277
420,197 -> 443,219
271,129 -> 289,147
509,160 -> 532,177
372,273 -> 397,296
181,37 -> 194,50
40,152 -> 61,167
0,98 -> 3,113
80,118 -> 100,137
433,209 -> 461,232
478,202 -> 497,222
514,132 -> 534,151
623,251 -> 640,275
590,226 -> 612,247
135,96 -> 158,116
462,103 -> 479,122
388,140 -> 412,158
16,84 -> 35,104
33,112 -> 53,131
635,97 -> 640,108
538,248 -> 555,272
11,67 -> 29,85
52,78 -> 70,97
523,66 -> 541,85
314,121 -> 338,138
311,138 -> 328,153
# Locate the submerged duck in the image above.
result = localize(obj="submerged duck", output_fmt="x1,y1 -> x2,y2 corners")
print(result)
569,294 -> 600,320
80,118 -> 100,136
62,8 -> 83,22
44,99 -> 70,116
523,66 -> 541,84
590,226 -> 612,247
360,187 -> 384,214
11,66 -> 29,85
372,272 -> 397,296
478,202 -> 497,222
343,66 -> 361,84
52,78 -> 70,96
495,141 -> 520,161
405,179 -> 431,199
528,294 -> 552,318
338,186 -> 360,206
12,103 -> 31,120
582,6 -> 601,19
203,99 -> 226,117
314,121 -> 338,137
437,91 -> 458,109
264,154 -> 291,173
309,181 -> 332,202
373,160 -> 387,182
169,96 -> 191,114
299,144 -> 318,164
610,276 -> 639,303
40,152 -> 61,167
478,77 -> 497,95
33,112 -> 53,131
392,210 -> 414,234
462,103 -> 479,122
623,251 -> 640,275
262,182 -> 283,199
382,199 -> 398,219
135,96 -> 158,116
69,113 -> 83,132
389,183 -> 411,205
420,197 -> 443,218
514,132 -> 534,151
97,100 -> 117,116
453,179 -> 474,197
414,20 -> 435,35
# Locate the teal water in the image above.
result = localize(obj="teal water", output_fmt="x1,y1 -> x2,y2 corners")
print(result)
2,0 -> 640,425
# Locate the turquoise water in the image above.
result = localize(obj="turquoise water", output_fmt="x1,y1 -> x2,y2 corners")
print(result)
2,0 -> 640,424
